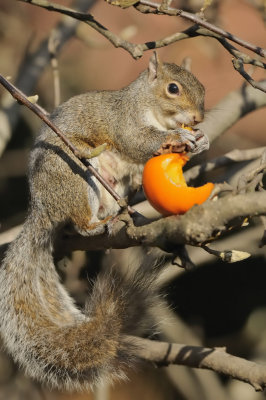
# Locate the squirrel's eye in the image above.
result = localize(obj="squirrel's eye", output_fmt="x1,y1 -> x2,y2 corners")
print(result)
167,83 -> 179,95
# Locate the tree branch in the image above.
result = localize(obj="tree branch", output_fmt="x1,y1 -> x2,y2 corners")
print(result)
196,80 -> 266,145
17,0 -> 266,92
127,336 -> 266,391
137,0 -> 266,58
232,58 -> 266,92
185,147 -> 266,182
18,0 -> 141,57
1,65 -> 266,256
57,191 -> 266,255
0,0 -> 96,156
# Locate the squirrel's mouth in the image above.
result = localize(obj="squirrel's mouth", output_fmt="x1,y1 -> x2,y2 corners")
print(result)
172,115 -> 195,130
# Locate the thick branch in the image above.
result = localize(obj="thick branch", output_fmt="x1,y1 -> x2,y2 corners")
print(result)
127,336 -> 266,391
125,192 -> 266,247
58,191 -> 266,254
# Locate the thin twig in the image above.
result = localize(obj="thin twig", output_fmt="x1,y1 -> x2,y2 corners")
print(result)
48,30 -> 61,107
0,0 -> 97,156
232,58 -> 266,93
138,0 -> 266,58
185,147 -> 266,182
18,0 -> 141,57
216,36 -> 266,68
18,0 -> 266,67
17,0 -> 266,93
237,163 -> 266,194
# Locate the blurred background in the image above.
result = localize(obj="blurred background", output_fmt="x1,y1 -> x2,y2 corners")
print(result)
0,0 -> 266,399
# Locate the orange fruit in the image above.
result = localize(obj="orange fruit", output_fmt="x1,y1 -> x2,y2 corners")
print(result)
182,123 -> 193,131
142,153 -> 214,216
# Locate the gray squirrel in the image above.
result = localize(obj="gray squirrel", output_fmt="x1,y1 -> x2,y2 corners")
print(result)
0,52 -> 208,390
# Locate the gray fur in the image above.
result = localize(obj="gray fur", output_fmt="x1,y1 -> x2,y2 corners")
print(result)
0,54 -> 207,390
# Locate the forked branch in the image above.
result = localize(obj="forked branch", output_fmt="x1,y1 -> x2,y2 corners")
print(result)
18,0 -> 266,91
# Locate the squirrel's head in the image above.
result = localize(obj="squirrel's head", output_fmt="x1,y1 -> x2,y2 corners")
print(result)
146,52 -> 205,130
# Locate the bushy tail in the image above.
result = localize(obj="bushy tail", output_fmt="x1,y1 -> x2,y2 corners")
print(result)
0,229 -> 160,391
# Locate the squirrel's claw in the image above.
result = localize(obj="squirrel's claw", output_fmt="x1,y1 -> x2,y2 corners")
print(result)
191,129 -> 210,154
174,128 -> 209,154
154,128 -> 209,156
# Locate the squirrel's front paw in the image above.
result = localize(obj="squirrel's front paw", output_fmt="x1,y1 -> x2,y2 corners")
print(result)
154,138 -> 187,155
191,129 -> 210,154
181,129 -> 210,154
155,128 -> 209,156
154,130 -> 197,155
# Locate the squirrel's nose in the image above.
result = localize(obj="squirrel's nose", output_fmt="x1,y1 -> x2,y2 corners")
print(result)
192,111 -> 204,125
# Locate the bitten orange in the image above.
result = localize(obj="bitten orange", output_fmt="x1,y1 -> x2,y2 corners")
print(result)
142,153 -> 214,216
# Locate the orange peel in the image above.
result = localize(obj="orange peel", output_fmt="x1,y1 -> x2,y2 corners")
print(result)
142,153 -> 214,216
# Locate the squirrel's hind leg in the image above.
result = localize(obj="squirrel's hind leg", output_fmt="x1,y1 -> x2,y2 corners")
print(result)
72,214 -> 112,237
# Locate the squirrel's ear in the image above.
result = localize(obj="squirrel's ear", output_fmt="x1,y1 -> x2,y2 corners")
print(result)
181,57 -> 192,72
148,51 -> 161,82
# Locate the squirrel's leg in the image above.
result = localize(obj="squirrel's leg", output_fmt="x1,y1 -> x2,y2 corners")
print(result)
65,135 -> 108,160
72,214 -> 113,237
69,166 -> 115,237
49,138 -> 114,236
78,143 -> 108,160
121,125 -> 208,162
154,128 -> 201,155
